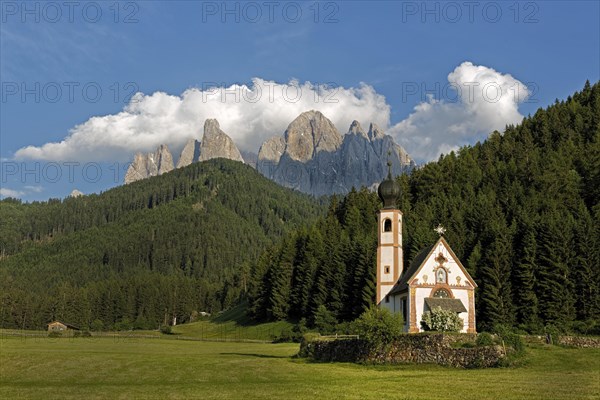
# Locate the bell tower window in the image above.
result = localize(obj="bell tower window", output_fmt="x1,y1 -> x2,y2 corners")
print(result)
383,219 -> 392,232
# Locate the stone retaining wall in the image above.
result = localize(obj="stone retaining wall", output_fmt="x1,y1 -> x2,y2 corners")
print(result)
558,335 -> 600,348
299,333 -> 505,368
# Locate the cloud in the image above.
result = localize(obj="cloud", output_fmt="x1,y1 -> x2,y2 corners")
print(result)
389,61 -> 529,161
14,79 -> 390,162
0,185 -> 44,199
0,188 -> 25,198
13,63 -> 529,164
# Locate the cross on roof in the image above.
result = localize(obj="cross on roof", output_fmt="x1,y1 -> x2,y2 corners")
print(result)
434,224 -> 446,236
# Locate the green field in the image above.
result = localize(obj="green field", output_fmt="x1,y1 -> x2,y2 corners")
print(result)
1,335 -> 598,400
170,304 -> 294,341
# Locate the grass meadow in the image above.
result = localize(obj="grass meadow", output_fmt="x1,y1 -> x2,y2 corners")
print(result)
1,334 -> 598,400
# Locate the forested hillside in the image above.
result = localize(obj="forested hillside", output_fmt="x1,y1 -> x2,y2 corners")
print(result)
0,159 -> 325,330
249,81 -> 600,333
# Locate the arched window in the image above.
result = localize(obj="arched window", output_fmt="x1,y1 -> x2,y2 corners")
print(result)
383,219 -> 392,232
433,289 -> 450,298
436,268 -> 447,284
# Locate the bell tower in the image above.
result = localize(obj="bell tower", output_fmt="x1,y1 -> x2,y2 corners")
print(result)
376,162 -> 403,309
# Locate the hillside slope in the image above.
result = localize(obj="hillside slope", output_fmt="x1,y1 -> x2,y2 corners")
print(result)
0,159 -> 325,330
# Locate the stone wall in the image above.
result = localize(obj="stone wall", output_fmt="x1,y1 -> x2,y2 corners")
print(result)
299,333 -> 505,368
557,336 -> 600,348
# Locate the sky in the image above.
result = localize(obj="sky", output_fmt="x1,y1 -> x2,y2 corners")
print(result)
1,0 -> 599,201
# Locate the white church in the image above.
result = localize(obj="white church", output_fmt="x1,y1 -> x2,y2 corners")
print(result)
376,168 -> 477,333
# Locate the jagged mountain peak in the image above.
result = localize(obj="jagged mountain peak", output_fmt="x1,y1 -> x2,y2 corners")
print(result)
348,120 -> 369,139
257,111 -> 414,196
199,118 -> 244,162
124,144 -> 175,184
368,123 -> 385,141
284,110 -> 342,162
177,138 -> 201,168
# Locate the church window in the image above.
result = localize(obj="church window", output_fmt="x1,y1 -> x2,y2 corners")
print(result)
433,289 -> 450,298
401,299 -> 407,321
436,268 -> 447,283
383,219 -> 392,232
384,265 -> 390,274
385,295 -> 390,303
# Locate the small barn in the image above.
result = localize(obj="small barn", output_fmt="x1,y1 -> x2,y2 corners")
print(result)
47,321 -> 80,332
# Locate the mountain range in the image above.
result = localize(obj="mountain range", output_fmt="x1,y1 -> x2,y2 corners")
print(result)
124,111 -> 415,196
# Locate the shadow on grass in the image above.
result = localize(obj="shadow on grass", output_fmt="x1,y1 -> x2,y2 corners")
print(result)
220,352 -> 290,359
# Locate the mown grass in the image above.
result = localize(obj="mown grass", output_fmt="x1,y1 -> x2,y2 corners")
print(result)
1,335 -> 598,400
171,304 -> 294,341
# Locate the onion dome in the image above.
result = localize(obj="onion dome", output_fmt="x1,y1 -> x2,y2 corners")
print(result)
377,161 -> 400,209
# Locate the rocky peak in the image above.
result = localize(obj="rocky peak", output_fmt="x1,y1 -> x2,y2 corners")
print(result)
368,123 -> 385,141
69,189 -> 84,198
258,136 -> 286,164
199,119 -> 244,162
257,112 -> 415,196
177,138 -> 201,168
124,144 -> 175,184
284,110 -> 342,162
348,120 -> 369,140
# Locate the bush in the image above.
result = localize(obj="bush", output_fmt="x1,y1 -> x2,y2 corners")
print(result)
90,319 -> 104,332
160,325 -> 172,335
48,331 -> 62,338
272,327 -> 297,343
476,332 -> 495,347
313,305 -> 337,335
421,307 -> 463,332
544,324 -> 563,345
493,324 -> 525,353
350,306 -> 403,349
302,332 -> 321,343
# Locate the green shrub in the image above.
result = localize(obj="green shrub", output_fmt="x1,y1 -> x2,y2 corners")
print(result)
476,332 -> 495,347
160,325 -> 172,335
313,305 -> 337,335
421,307 -> 463,332
48,331 -> 62,338
493,325 -> 525,353
90,319 -> 104,332
80,330 -> 92,337
350,306 -> 403,349
302,332 -> 321,343
544,324 -> 563,345
272,327 -> 297,343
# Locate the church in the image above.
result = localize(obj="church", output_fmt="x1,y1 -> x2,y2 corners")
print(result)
376,168 -> 477,333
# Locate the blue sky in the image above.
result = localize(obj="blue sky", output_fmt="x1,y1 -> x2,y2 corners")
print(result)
1,1 -> 599,200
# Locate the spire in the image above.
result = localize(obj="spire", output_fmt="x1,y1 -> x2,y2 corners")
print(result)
378,151 -> 401,209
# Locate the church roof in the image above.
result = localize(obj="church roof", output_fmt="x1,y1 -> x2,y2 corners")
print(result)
388,236 -> 477,296
424,297 -> 467,313
388,243 -> 435,295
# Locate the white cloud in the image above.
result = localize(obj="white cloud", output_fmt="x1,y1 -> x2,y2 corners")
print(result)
0,188 -> 25,198
0,185 -> 44,198
14,79 -> 390,162
13,63 -> 529,164
24,185 -> 44,193
389,61 -> 529,161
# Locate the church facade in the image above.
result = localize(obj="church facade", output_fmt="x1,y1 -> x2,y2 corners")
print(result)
376,170 -> 477,333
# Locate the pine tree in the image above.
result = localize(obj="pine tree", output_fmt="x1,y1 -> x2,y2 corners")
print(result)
512,218 -> 540,329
